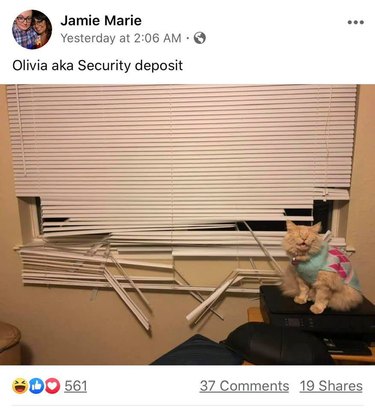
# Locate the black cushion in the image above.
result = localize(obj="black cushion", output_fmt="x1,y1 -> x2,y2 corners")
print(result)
222,322 -> 334,365
150,334 -> 243,365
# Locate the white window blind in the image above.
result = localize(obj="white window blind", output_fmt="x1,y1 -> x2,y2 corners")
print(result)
7,84 -> 358,327
7,84 -> 357,259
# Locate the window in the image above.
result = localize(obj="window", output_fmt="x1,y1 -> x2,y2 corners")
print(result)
7,84 -> 357,327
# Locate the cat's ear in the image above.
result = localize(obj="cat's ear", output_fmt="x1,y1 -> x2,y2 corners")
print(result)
311,222 -> 322,233
286,220 -> 297,232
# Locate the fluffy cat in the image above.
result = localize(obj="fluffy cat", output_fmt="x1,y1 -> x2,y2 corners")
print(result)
280,220 -> 362,314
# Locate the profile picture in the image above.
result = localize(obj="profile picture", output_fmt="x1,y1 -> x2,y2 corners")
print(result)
12,10 -> 52,49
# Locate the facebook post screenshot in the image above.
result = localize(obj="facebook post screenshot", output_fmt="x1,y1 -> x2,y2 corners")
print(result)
0,0 -> 375,408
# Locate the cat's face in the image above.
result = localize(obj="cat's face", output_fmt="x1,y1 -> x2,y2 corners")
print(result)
282,221 -> 323,256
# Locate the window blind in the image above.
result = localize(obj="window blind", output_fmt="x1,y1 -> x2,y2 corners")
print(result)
7,84 -> 357,259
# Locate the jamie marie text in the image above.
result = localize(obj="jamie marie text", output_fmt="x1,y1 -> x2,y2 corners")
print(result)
60,14 -> 142,26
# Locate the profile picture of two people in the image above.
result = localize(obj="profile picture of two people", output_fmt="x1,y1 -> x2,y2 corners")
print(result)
13,10 -> 52,49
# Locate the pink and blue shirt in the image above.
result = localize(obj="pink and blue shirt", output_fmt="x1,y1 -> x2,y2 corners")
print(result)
295,242 -> 361,292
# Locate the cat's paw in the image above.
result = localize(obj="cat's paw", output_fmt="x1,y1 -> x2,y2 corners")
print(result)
310,304 -> 324,314
294,296 -> 308,304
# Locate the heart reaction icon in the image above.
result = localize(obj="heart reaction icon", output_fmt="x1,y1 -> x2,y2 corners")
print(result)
45,378 -> 61,394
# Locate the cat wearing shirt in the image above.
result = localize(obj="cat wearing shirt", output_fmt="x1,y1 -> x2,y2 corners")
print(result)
280,220 -> 362,314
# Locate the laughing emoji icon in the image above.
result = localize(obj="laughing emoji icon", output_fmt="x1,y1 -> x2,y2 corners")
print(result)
12,378 -> 29,394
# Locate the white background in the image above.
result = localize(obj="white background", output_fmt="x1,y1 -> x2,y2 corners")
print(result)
1,365 -> 374,409
1,0 -> 374,83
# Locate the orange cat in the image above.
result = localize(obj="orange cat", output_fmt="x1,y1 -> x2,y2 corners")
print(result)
280,221 -> 362,314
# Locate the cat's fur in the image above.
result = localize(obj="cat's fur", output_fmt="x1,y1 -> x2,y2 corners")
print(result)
280,220 -> 362,314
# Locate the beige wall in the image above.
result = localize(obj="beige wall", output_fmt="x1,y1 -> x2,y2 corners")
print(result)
346,85 -> 375,303
1,85 -> 374,364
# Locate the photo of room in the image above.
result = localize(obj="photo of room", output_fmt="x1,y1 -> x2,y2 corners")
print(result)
1,84 -> 374,365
